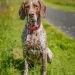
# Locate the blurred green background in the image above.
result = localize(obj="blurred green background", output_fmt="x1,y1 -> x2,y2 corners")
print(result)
44,0 -> 75,11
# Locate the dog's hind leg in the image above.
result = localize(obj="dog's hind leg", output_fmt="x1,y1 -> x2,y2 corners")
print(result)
47,48 -> 53,63
24,60 -> 28,75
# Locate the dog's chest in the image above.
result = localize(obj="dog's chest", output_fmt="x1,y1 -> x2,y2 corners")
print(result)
22,26 -> 47,62
25,32 -> 42,59
24,27 -> 47,50
26,32 -> 41,49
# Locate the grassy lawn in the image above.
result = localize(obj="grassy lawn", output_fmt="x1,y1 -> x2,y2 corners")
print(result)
44,0 -> 75,12
0,0 -> 75,75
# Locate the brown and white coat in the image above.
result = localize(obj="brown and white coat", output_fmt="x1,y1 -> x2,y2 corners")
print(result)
19,0 -> 53,75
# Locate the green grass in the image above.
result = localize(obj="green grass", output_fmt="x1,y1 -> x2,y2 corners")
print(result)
43,21 -> 75,75
0,0 -> 75,75
44,0 -> 75,12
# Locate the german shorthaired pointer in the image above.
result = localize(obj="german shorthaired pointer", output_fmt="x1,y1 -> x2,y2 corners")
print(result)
19,0 -> 53,75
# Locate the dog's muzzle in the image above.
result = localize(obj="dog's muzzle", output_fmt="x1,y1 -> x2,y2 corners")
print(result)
28,18 -> 40,32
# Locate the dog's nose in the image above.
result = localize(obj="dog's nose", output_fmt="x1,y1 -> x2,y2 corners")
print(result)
29,12 -> 34,18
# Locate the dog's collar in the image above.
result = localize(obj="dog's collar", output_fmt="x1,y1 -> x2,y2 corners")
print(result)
28,24 -> 40,32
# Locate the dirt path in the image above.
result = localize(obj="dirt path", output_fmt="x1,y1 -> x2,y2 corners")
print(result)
46,7 -> 75,38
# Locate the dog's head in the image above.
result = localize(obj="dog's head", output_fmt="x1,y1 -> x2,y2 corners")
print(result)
19,0 -> 46,22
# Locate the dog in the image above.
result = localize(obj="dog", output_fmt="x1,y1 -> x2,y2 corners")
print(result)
19,0 -> 53,75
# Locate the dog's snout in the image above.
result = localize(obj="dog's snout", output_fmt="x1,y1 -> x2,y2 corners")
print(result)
29,12 -> 34,18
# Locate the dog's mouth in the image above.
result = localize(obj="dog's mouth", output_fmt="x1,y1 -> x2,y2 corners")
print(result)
29,18 -> 37,25
28,18 -> 40,32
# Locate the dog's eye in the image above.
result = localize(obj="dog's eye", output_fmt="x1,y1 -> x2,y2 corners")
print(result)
33,4 -> 38,8
25,5 -> 30,8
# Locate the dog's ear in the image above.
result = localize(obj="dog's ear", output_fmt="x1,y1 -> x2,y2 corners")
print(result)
19,2 -> 26,20
38,0 -> 46,18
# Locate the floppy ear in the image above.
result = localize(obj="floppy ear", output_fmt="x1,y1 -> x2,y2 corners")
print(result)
19,2 -> 26,20
42,5 -> 46,18
38,1 -> 46,18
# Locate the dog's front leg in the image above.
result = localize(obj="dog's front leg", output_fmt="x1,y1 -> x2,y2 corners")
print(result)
24,60 -> 28,75
41,50 -> 47,75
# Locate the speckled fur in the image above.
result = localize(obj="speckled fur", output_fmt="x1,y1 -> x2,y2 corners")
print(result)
22,23 -> 53,75
19,0 -> 53,75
